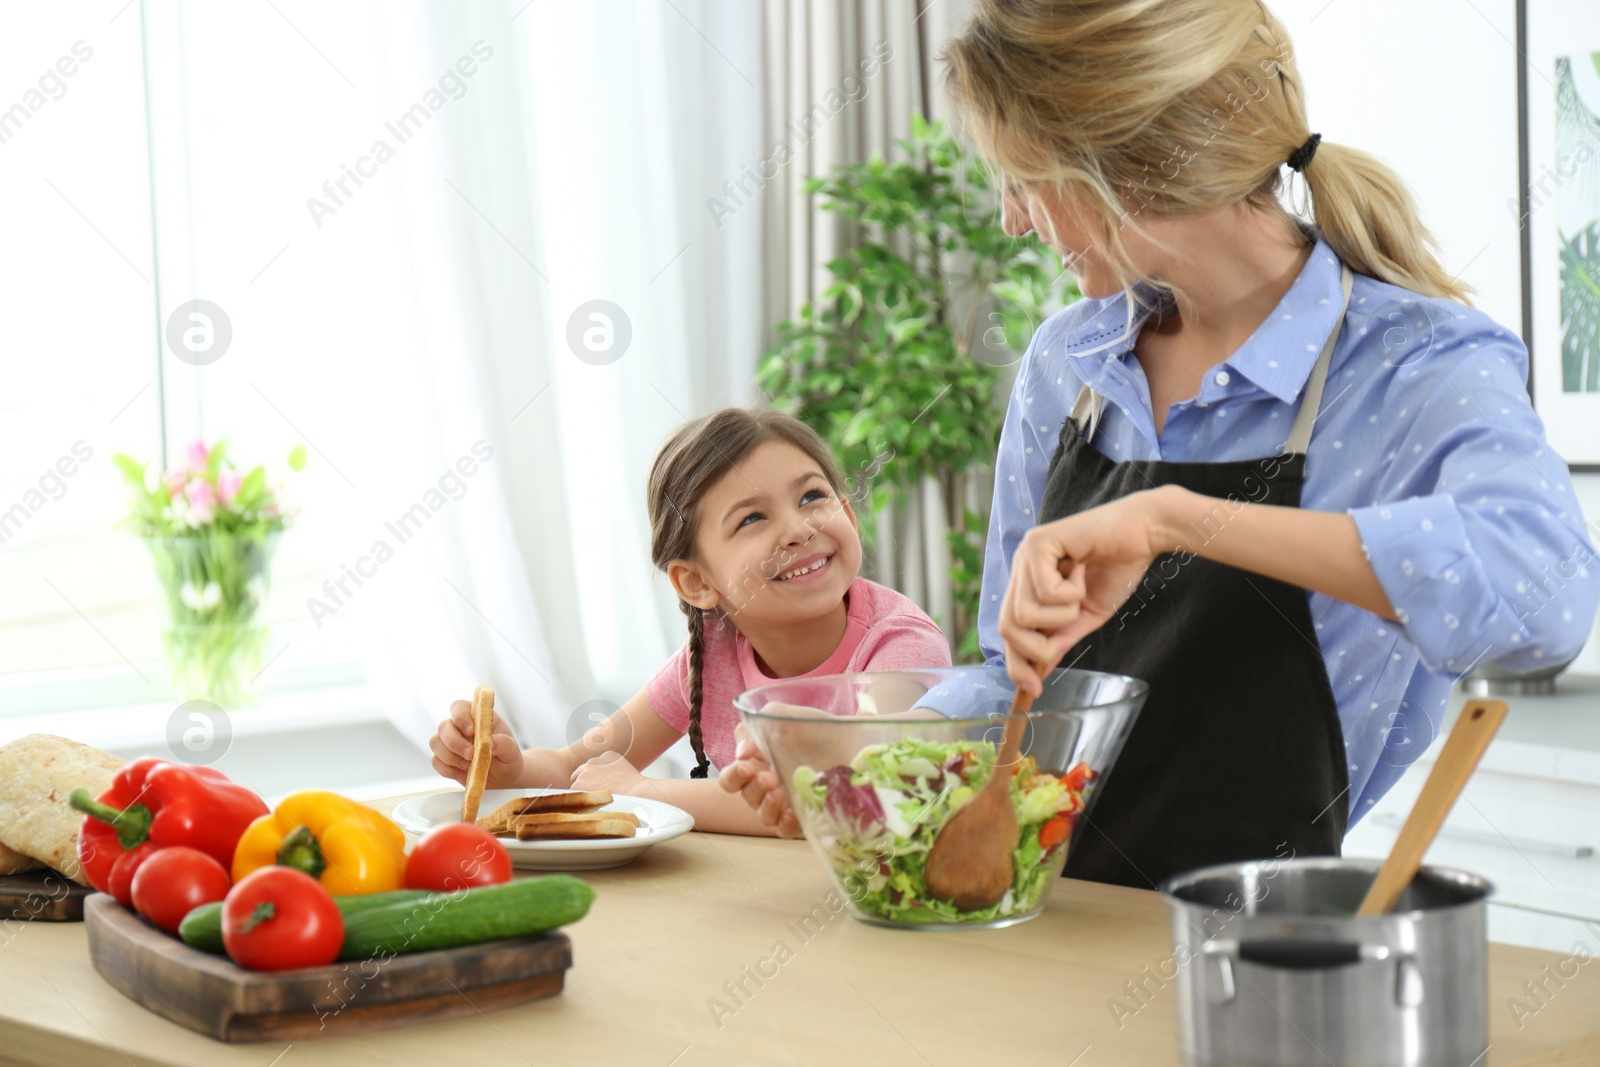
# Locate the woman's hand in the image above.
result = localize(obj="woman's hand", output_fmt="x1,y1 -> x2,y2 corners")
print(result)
430,699 -> 527,789
1000,486 -> 1180,697
570,752 -> 649,796
719,724 -> 803,838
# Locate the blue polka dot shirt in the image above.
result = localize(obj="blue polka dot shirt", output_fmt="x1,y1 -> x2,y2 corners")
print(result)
977,231 -> 1600,824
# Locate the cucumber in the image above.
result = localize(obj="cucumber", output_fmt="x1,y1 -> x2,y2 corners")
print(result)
178,889 -> 433,955
178,903 -> 229,954
336,875 -> 595,961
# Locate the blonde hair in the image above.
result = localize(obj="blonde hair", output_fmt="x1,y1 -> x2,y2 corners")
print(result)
939,0 -> 1474,317
645,407 -> 846,778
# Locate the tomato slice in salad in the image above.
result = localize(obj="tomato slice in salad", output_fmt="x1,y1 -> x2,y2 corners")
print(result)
1059,761 -> 1093,794
1039,815 -> 1072,852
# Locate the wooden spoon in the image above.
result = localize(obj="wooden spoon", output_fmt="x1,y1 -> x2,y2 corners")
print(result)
1355,698 -> 1508,916
924,656 -> 1047,911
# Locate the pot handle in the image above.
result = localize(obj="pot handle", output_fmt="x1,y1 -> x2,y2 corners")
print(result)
1206,938 -> 1391,970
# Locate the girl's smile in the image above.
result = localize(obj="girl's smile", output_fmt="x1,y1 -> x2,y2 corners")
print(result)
773,552 -> 833,584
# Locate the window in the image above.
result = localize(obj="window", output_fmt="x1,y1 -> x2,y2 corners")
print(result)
0,5 -> 416,714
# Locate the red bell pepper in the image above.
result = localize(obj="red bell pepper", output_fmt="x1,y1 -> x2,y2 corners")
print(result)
69,756 -> 269,897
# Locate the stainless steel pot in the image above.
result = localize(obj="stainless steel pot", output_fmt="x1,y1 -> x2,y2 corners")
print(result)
1462,655 -> 1576,697
1160,857 -> 1491,1067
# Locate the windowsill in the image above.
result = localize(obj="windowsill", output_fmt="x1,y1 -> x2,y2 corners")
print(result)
1,673 -> 695,801
0,682 -> 388,751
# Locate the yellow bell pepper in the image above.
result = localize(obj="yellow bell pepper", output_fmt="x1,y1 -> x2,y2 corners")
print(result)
231,790 -> 407,895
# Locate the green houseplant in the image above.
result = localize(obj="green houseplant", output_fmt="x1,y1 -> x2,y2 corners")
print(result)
112,438 -> 306,706
758,114 -> 1081,661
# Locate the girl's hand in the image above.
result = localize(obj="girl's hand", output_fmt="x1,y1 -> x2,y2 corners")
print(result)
719,723 -> 803,838
431,698 -> 526,789
1000,486 -> 1179,697
521,748 -> 576,789
570,752 -> 648,796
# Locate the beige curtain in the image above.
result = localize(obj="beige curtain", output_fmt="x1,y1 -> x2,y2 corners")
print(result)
758,0 -> 989,653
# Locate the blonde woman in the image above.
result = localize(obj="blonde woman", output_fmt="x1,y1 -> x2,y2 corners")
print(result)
725,0 -> 1600,887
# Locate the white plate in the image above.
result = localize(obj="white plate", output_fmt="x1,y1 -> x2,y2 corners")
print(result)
391,788 -> 695,871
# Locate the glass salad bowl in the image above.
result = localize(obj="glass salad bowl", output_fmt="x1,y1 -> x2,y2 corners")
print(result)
734,666 -> 1147,931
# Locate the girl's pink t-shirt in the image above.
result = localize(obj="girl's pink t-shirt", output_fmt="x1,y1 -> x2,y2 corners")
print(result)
644,576 -> 953,771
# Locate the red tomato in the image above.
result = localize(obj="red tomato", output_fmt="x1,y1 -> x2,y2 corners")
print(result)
405,824 -> 512,892
107,841 -> 158,909
222,867 -> 344,971
129,847 -> 230,934
1039,815 -> 1072,853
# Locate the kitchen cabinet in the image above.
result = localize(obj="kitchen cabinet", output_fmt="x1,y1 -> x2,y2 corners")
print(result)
1344,674 -> 1600,954
0,791 -> 1596,1065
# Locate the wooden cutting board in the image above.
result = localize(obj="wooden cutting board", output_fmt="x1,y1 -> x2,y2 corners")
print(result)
0,870 -> 92,921
84,893 -> 572,1042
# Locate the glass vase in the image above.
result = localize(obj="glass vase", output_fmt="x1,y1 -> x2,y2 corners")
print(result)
146,530 -> 280,708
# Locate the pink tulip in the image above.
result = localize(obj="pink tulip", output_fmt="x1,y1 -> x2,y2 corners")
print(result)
185,439 -> 210,475
163,470 -> 186,498
217,469 -> 243,507
185,479 -> 216,524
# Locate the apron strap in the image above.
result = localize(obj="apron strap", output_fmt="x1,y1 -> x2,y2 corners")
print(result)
1068,260 -> 1354,457
1069,382 -> 1102,443
1284,261 -> 1354,455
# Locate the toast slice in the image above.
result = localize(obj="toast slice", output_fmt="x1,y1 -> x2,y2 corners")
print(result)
512,809 -> 641,830
519,789 -> 613,813
474,790 -> 616,834
476,795 -> 538,835
461,686 -> 495,824
514,813 -> 638,840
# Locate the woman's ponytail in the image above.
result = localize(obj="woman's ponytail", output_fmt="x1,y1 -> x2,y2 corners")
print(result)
1294,138 -> 1475,304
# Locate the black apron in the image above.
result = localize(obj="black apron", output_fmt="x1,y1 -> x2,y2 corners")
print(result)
1043,261 -> 1355,890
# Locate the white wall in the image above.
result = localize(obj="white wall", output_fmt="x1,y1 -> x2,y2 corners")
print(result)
1279,0 -> 1600,673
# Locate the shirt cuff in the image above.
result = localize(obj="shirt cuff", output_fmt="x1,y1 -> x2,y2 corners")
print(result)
905,670 -> 1001,721
1348,493 -> 1503,676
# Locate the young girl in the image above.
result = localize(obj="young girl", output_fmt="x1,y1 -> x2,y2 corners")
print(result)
429,407 -> 954,835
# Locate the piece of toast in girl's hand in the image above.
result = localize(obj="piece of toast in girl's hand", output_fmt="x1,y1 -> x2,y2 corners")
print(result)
461,686 -> 496,823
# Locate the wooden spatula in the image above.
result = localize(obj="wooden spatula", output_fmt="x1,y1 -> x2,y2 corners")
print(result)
1355,698 -> 1508,916
924,657 -> 1045,911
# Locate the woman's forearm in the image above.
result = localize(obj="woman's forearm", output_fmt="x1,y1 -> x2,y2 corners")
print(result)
1155,484 -> 1397,622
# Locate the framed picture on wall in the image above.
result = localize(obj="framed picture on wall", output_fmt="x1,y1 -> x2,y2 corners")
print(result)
1519,0 -> 1600,470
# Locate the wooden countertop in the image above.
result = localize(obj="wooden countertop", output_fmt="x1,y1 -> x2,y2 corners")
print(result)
1,789 -> 1597,1067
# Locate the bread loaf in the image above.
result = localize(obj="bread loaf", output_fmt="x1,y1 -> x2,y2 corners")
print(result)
0,734 -> 124,885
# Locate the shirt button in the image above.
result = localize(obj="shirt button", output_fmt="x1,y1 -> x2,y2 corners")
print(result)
1214,370 -> 1230,386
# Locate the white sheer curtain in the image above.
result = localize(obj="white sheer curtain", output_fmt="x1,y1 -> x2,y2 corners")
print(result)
140,1 -> 765,763
335,3 -> 569,752
355,1 -> 767,758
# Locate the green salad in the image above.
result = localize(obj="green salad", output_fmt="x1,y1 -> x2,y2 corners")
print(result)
791,737 -> 1096,924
